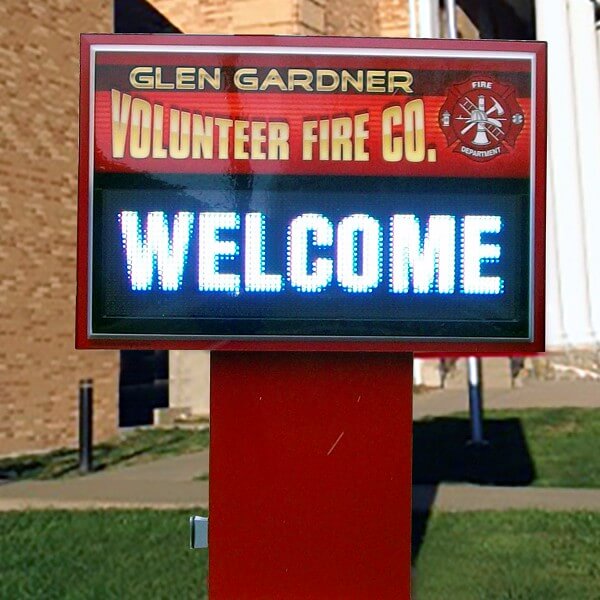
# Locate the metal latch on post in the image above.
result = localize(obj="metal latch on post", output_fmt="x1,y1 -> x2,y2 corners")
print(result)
190,516 -> 208,549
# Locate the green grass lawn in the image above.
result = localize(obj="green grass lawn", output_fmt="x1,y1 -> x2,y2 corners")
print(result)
2,407 -> 600,488
0,428 -> 209,481
504,407 -> 600,487
413,407 -> 600,488
0,509 -> 208,600
1,509 -> 599,599
414,510 -> 600,599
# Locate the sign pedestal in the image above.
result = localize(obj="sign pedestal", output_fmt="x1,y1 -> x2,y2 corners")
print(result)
209,351 -> 413,599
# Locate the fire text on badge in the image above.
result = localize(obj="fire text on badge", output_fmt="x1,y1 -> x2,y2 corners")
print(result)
439,76 -> 525,162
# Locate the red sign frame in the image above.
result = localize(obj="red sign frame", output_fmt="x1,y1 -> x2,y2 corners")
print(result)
77,34 -> 546,353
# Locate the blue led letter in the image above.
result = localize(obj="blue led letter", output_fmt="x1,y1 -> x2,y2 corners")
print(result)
288,214 -> 333,292
198,212 -> 241,294
462,215 -> 504,295
119,211 -> 194,291
244,213 -> 283,292
390,215 -> 456,294
336,214 -> 382,293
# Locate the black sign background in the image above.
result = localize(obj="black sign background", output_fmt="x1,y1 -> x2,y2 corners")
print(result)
91,173 -> 531,340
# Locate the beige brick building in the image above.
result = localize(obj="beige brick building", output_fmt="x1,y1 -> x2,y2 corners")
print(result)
0,1 -> 118,456
6,0 -> 596,459
9,0 -> 592,456
0,0 -> 413,456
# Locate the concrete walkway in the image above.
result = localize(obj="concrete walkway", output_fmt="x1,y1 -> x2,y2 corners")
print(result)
0,378 -> 597,512
414,379 -> 599,419
413,484 -> 600,513
2,451 -> 600,513
3,469 -> 600,513
0,452 -> 209,511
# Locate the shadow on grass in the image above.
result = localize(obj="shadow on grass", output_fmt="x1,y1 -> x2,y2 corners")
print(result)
0,428 -> 209,482
0,448 -> 76,481
411,416 -> 535,564
414,417 -> 535,486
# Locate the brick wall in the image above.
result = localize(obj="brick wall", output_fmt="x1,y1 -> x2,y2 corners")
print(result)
153,0 -> 233,33
0,0 -> 119,455
0,0 -> 412,456
153,0 -> 409,38
379,0 -> 410,37
297,0 -> 326,35
325,0 -> 380,36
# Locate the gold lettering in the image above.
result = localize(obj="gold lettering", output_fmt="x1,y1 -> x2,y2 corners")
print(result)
388,71 -> 414,94
192,114 -> 213,159
111,89 -> 131,158
367,70 -> 386,93
331,117 -> 352,161
250,121 -> 267,160
404,99 -> 425,162
197,68 -> 221,91
176,67 -> 196,90
288,69 -> 313,91
316,70 -> 340,92
354,112 -> 370,161
268,122 -> 289,160
260,68 -> 287,91
234,68 -> 258,91
382,106 -> 402,162
319,119 -> 329,160
340,70 -> 364,93
154,67 -> 175,90
129,67 -> 153,89
302,120 -> 318,160
169,109 -> 191,159
129,97 -> 152,158
234,120 -> 250,160
152,103 -> 167,158
214,118 -> 233,159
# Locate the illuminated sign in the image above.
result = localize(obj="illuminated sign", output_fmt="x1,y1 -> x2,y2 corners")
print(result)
77,36 -> 546,351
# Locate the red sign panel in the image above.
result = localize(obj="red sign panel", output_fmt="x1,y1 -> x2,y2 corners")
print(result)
77,35 -> 546,352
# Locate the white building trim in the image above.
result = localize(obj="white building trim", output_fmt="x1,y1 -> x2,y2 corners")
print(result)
537,0 -> 600,348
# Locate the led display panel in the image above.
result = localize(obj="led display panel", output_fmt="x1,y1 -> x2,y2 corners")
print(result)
77,36 -> 546,351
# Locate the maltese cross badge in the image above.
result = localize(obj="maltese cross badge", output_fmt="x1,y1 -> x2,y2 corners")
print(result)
439,76 -> 525,162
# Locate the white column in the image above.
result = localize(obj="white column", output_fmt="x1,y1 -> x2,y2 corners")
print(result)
408,0 -> 418,37
545,154 -> 568,348
536,0 -> 595,346
418,0 -> 440,38
169,350 -> 211,417
567,0 -> 600,344
413,357 -> 424,386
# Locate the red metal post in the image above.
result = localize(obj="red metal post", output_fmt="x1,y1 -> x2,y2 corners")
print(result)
209,351 -> 413,599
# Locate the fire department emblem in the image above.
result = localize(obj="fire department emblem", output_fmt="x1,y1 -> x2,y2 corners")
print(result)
439,76 -> 524,162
